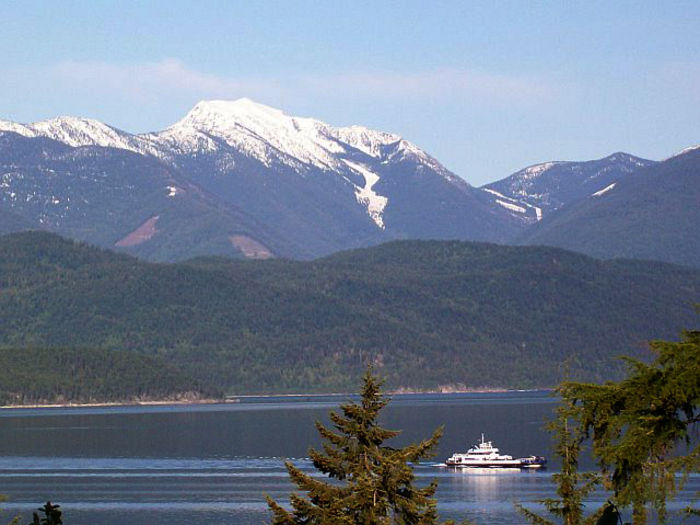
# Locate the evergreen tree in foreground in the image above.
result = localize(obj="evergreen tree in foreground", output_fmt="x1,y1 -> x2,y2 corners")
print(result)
29,502 -> 62,525
516,323 -> 699,525
560,327 -> 699,524
516,396 -> 603,525
266,368 -> 443,524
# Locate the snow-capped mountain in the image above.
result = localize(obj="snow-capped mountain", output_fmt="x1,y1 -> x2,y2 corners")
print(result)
137,99 -> 467,233
483,152 -> 655,223
139,99 -> 454,175
0,116 -> 141,151
4,99 -> 693,266
0,99 -> 519,260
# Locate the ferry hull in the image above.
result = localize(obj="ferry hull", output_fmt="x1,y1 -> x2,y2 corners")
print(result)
445,459 -> 546,469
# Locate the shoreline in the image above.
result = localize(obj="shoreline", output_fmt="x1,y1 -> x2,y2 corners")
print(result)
0,388 -> 552,410
0,398 -> 225,410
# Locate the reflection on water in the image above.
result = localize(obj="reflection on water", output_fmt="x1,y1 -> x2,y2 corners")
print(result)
0,393 -> 697,525
443,466 -> 539,502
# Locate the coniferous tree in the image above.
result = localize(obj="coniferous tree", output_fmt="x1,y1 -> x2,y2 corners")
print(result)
560,328 -> 700,524
28,502 -> 62,525
516,396 -> 602,525
266,368 -> 443,524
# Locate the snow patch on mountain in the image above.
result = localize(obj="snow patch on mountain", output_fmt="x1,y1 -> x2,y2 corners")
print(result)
484,187 -> 528,214
592,183 -> 616,197
483,188 -> 508,199
496,200 -> 526,214
139,126 -> 218,159
488,161 -> 568,202
521,162 -> 561,180
166,186 -> 183,197
483,187 -> 542,221
343,160 -> 388,229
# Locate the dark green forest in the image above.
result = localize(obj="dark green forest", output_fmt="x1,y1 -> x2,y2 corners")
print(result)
0,346 -> 214,405
0,231 -> 698,399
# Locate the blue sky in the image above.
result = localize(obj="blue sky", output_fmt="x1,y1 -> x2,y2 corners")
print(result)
1,1 -> 698,185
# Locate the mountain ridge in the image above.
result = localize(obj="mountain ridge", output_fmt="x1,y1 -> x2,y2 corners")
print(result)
0,99 -> 520,259
1,100 -> 697,266
483,152 -> 655,223
518,146 -> 700,267
0,98 -> 454,184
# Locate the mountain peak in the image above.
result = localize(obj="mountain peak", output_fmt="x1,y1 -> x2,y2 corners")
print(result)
185,98 -> 283,121
0,115 -> 136,150
166,99 -> 346,169
483,151 -> 656,224
165,99 -> 443,175
174,98 -> 325,141
175,98 -> 299,134
603,151 -> 643,164
177,99 -> 410,156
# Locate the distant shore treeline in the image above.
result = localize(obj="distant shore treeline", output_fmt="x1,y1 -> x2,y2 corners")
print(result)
0,231 -> 698,401
0,346 -> 218,405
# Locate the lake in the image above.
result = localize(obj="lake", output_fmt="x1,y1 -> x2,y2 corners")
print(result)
0,391 -> 697,524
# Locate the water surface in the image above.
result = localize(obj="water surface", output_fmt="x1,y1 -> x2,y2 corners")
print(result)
0,392 -> 696,524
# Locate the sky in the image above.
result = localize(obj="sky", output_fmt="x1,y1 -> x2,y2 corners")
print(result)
1,1 -> 698,185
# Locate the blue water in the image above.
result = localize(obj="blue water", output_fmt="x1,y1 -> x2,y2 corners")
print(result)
0,392 -> 696,524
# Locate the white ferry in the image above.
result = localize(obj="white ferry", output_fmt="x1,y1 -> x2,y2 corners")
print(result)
445,434 -> 546,468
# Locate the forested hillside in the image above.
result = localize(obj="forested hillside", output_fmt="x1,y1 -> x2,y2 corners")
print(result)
0,231 -> 698,396
0,347 -> 215,405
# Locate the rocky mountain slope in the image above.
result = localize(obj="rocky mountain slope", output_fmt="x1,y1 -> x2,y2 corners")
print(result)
518,146 -> 700,267
1,100 -> 696,266
0,131 -> 286,260
0,99 -> 519,260
482,152 -> 655,223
